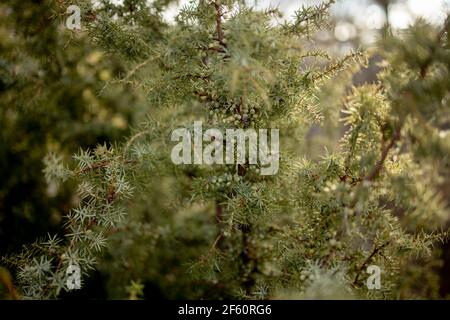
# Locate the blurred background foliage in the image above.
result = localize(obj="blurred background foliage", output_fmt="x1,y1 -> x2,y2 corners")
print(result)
1,0 -> 450,299
0,0 -> 145,275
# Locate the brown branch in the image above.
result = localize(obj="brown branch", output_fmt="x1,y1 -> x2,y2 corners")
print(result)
74,159 -> 135,175
437,15 -> 449,42
359,13 -> 446,183
353,242 -> 390,286
74,160 -> 110,175
123,129 -> 152,157
213,0 -> 227,48
239,224 -> 257,294
0,268 -> 19,300
215,202 -> 224,225
211,233 -> 223,251
198,45 -> 227,54
364,125 -> 402,182
339,174 -> 362,186
117,58 -> 153,83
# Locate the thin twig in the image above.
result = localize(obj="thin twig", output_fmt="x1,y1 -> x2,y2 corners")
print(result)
118,58 -> 153,83
353,242 -> 390,286
123,129 -> 152,158
364,124 -> 403,182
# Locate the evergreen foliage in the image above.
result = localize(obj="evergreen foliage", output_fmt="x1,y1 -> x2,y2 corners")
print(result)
1,0 -> 449,299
